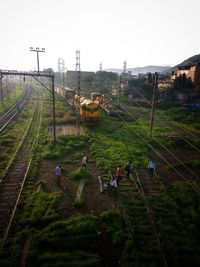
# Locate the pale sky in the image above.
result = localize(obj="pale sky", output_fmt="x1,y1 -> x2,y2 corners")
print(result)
0,0 -> 199,72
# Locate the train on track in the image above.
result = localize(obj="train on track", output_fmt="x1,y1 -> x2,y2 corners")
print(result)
56,86 -> 103,121
75,95 -> 100,121
55,85 -> 75,99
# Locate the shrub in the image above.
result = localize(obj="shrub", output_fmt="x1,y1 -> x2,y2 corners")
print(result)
70,167 -> 92,182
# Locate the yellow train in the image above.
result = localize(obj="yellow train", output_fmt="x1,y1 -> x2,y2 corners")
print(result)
91,92 -> 104,105
75,95 -> 100,121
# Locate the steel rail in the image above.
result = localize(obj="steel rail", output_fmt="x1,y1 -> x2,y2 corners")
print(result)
94,133 -> 168,266
127,98 -> 200,153
0,87 -> 31,133
119,103 -> 200,179
0,94 -> 43,254
132,89 -> 200,139
114,109 -> 200,193
133,171 -> 169,267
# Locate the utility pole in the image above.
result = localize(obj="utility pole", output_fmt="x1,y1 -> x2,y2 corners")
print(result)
30,47 -> 45,74
123,60 -> 127,74
29,47 -> 56,141
99,62 -> 102,72
149,72 -> 158,137
76,50 -> 81,96
76,50 -> 81,135
52,75 -> 56,142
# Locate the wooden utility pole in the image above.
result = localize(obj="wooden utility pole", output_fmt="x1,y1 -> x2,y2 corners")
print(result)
52,75 -> 56,142
149,72 -> 158,137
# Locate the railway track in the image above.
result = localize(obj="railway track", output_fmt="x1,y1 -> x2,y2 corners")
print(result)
0,94 -> 43,252
117,171 -> 180,267
0,86 -> 31,133
114,109 -> 200,189
122,103 -> 199,140
0,87 -> 14,101
150,148 -> 200,186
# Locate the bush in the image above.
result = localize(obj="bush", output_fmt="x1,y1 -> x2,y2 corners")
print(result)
70,167 -> 92,182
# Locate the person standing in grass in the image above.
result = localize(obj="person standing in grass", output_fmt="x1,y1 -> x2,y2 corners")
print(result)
55,165 -> 62,186
147,160 -> 156,177
124,160 -> 132,179
116,165 -> 123,185
82,155 -> 88,169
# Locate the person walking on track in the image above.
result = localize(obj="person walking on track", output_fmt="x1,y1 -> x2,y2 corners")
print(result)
147,160 -> 156,177
116,165 -> 123,185
55,165 -> 62,186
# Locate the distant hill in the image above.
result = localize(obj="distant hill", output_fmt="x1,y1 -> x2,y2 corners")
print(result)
105,65 -> 171,75
164,54 -> 200,73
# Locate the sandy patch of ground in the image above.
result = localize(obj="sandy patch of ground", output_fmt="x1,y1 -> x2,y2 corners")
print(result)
49,124 -> 85,137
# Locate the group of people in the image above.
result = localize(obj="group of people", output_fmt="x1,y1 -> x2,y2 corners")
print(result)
55,155 -> 156,190
102,159 -> 156,191
102,160 -> 132,191
54,155 -> 89,186
116,160 -> 132,181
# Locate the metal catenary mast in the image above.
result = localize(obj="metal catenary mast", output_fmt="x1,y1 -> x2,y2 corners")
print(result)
75,50 -> 81,135
58,58 -> 66,89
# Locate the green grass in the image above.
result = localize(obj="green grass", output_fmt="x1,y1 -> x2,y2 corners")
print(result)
70,167 -> 92,182
42,135 -> 88,159
16,190 -> 62,227
0,85 -> 23,114
165,106 -> 200,132
88,114 -> 149,172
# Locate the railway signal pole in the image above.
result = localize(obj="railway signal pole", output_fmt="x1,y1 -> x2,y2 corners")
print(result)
149,72 -> 158,137
30,47 -> 45,74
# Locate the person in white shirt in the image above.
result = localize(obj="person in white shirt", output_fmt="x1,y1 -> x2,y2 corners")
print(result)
82,155 -> 88,169
147,161 -> 156,177
110,178 -> 117,189
55,165 -> 62,186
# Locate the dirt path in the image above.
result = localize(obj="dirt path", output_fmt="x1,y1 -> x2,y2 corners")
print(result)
39,158 -> 118,219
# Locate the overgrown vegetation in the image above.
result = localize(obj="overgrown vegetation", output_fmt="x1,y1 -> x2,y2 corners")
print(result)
1,80 -> 200,266
165,106 -> 200,131
70,167 -> 92,182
